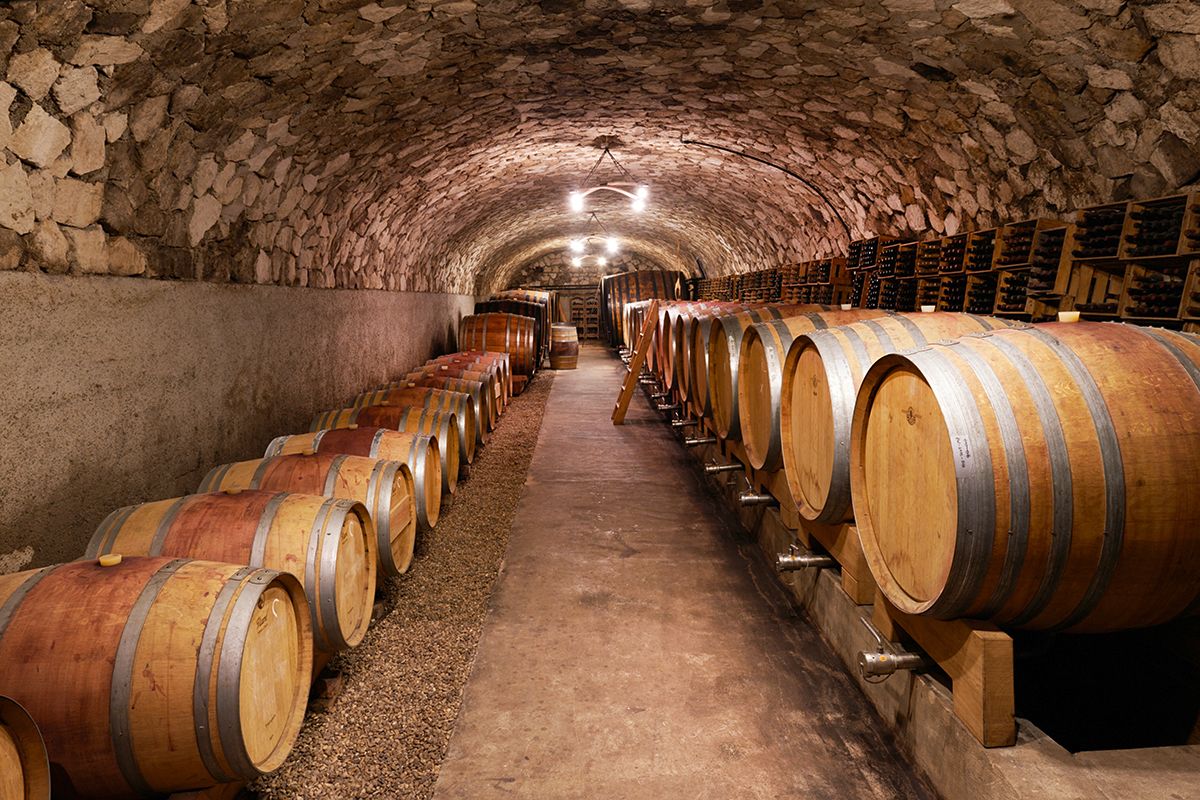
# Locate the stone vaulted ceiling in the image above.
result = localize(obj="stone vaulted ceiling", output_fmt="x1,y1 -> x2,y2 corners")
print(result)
1,0 -> 1198,295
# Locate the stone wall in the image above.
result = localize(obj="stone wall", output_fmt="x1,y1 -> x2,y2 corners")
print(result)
1,2 -> 1194,297
0,270 -> 473,570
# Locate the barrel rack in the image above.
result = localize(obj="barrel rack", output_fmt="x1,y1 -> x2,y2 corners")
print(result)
625,355 -> 1017,748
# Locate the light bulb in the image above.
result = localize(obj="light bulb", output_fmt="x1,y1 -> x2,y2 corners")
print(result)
631,197 -> 646,213
569,238 -> 585,253
636,185 -> 648,200
606,237 -> 619,254
568,191 -> 584,213
598,256 -> 607,267
571,256 -> 582,268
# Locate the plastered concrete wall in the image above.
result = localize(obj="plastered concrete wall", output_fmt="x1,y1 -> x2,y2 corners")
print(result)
0,271 -> 473,571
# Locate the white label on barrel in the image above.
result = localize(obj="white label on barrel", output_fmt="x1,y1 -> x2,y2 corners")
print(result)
727,334 -> 735,353
952,435 -> 973,469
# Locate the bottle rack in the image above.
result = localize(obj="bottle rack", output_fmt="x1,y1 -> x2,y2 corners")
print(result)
895,275 -> 918,311
849,272 -> 866,306
965,273 -> 999,314
1119,261 -> 1192,321
965,229 -> 998,272
878,277 -> 899,310
916,277 -> 941,308
940,234 -> 967,273
865,273 -> 882,308
993,270 -> 1030,315
847,236 -> 895,271
937,274 -> 967,311
877,244 -> 899,277
1068,202 -> 1126,261
1120,195 -> 1188,259
895,243 -> 918,277
916,240 -> 941,275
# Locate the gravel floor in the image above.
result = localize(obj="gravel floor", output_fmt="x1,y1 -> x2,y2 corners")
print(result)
254,370 -> 554,800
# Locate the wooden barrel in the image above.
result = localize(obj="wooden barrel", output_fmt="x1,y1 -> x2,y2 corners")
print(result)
712,307 -> 876,442
674,303 -> 753,401
86,490 -> 376,652
850,322 -> 1200,632
0,696 -> 49,800
401,373 -> 496,434
266,428 -> 442,532
621,299 -> 654,355
430,353 -> 511,402
655,301 -> 710,385
601,270 -> 685,347
0,556 -> 311,797
459,313 -> 538,376
199,454 -> 417,578
410,363 -> 504,414
479,298 -> 549,361
346,385 -> 478,457
549,324 -> 579,369
782,313 -> 1020,525
326,401 -> 471,472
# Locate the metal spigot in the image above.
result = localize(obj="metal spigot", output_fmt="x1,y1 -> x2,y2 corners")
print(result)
704,462 -> 743,474
739,492 -> 777,507
776,543 -> 836,572
684,435 -> 717,446
670,419 -> 698,428
656,403 -> 680,413
650,392 -> 669,400
638,377 -> 658,385
857,617 -> 925,681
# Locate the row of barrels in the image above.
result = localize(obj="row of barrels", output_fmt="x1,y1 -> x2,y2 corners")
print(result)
0,348 -> 521,798
600,269 -> 687,348
473,288 -> 557,371
636,299 -> 1200,634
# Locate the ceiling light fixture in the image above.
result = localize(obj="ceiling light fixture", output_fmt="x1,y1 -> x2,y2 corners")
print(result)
568,146 -> 649,214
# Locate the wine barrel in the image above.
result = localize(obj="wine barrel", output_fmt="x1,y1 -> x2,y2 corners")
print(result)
0,557 -> 311,798
850,322 -> 1200,632
346,385 -> 478,457
430,353 -> 511,403
86,490 -> 376,652
655,301 -> 713,385
266,428 -> 442,532
549,324 -> 579,369
324,402 -> 471,473
712,307 -> 878,442
459,313 -> 538,376
0,696 -> 49,800
409,363 -> 504,415
621,299 -> 654,356
479,297 -> 549,361
674,303 -> 754,401
601,270 -> 685,347
401,373 -> 496,433
199,454 -> 417,577
782,313 -> 1020,525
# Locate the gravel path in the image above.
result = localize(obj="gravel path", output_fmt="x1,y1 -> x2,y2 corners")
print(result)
254,370 -> 554,800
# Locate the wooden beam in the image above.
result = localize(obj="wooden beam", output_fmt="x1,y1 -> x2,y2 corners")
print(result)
612,300 -> 659,425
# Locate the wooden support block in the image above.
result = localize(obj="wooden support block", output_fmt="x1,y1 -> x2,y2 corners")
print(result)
803,521 -> 875,605
310,670 -> 346,714
874,593 -> 1016,748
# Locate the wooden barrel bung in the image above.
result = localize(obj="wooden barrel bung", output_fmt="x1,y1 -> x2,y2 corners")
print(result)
549,324 -> 579,369
0,696 -> 49,800
781,312 -> 1020,525
850,322 -> 1200,632
87,490 -> 377,652
0,557 -> 311,797
199,453 -> 418,578
265,428 -> 442,531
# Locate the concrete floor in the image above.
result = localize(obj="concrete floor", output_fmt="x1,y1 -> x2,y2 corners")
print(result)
432,344 -> 934,799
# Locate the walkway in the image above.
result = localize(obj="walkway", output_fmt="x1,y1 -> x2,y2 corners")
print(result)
432,344 -> 933,799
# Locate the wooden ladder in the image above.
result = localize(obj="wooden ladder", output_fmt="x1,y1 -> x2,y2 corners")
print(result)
612,300 -> 659,425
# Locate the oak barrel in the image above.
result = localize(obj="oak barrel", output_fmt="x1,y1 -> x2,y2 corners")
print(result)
850,322 -> 1200,632
430,352 -> 511,402
0,696 -> 49,800
406,367 -> 502,422
459,313 -> 538,376
87,490 -> 376,652
321,402 -> 470,474
713,307 -> 881,442
782,312 -> 1019,525
549,324 -> 579,369
477,298 -> 549,361
199,454 -> 417,577
266,427 -> 442,531
400,373 -> 496,434
346,385 -> 478,456
674,303 -> 755,401
601,270 -> 685,347
0,557 -> 311,798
